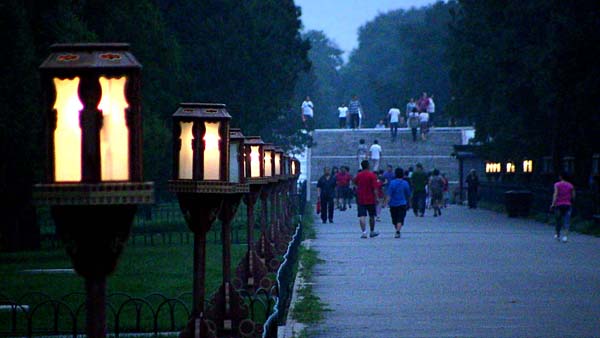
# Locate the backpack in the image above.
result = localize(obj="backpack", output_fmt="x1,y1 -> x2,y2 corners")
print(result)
430,176 -> 444,194
408,115 -> 419,128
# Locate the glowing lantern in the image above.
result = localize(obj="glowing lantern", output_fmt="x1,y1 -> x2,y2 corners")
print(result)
485,162 -> 501,174
274,148 -> 284,176
172,103 -> 231,181
506,162 -> 516,174
243,136 -> 265,179
229,128 -> 246,184
263,144 -> 275,177
292,158 -> 301,177
35,43 -> 153,338
522,160 -> 533,173
39,43 -> 145,184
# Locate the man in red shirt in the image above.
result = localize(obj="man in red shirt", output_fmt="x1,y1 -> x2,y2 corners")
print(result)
354,160 -> 380,238
335,166 -> 352,211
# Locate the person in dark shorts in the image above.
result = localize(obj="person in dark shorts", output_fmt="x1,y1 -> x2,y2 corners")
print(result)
429,169 -> 444,217
353,160 -> 379,238
385,168 -> 411,238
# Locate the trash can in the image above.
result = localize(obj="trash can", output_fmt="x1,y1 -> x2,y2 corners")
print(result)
505,190 -> 533,217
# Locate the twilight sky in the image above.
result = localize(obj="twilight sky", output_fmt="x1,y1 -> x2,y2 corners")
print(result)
295,0 -> 436,59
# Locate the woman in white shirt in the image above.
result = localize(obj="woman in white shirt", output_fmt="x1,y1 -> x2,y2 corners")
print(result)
419,111 -> 429,141
338,103 -> 348,129
427,94 -> 435,127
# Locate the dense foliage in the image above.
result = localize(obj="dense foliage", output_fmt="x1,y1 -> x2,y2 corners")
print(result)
339,1 -> 458,128
0,0 -> 308,250
448,0 -> 600,183
293,30 -> 344,129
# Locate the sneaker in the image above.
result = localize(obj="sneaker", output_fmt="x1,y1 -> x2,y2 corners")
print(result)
369,231 -> 380,238
561,236 -> 568,243
554,234 -> 560,241
322,220 -> 326,224
376,217 -> 381,222
361,233 -> 368,239
419,214 -> 424,217
394,232 -> 401,238
329,220 -> 334,224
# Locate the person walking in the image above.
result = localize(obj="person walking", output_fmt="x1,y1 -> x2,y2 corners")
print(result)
375,172 -> 385,222
317,167 -> 337,223
348,95 -> 362,130
410,163 -> 428,217
427,94 -> 435,127
429,169 -> 444,217
406,98 -> 417,126
441,173 -> 449,208
427,94 -> 436,125
408,107 -> 420,142
550,172 -> 575,242
301,96 -> 314,130
388,106 -> 401,142
383,165 -> 395,189
417,92 -> 429,113
337,103 -> 348,129
466,169 -> 480,208
419,110 -> 429,141
356,139 -> 368,169
385,168 -> 411,238
354,160 -> 380,238
368,140 -> 382,172
335,166 -> 352,211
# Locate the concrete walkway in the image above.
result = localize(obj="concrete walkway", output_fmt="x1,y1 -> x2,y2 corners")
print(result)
310,205 -> 600,337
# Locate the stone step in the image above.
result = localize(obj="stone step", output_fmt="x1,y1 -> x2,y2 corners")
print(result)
307,127 -> 472,201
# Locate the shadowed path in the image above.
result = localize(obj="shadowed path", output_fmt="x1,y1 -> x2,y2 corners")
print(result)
310,205 -> 600,337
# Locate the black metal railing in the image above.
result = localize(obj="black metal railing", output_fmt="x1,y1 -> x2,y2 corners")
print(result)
261,221 -> 302,338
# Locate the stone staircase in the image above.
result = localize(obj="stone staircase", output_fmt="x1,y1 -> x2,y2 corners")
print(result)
308,127 -> 474,200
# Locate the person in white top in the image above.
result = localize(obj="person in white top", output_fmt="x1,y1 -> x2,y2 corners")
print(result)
337,103 -> 348,129
368,139 -> 382,171
427,94 -> 435,127
419,111 -> 429,141
388,106 -> 401,142
301,96 -> 314,130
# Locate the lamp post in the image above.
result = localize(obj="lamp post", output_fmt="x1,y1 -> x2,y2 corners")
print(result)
270,147 -> 288,255
168,103 -> 249,338
34,43 -> 154,338
234,136 -> 271,292
258,144 -> 278,271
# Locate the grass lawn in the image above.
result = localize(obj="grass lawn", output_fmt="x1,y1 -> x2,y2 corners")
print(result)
1,243 -> 247,299
0,242 -> 248,333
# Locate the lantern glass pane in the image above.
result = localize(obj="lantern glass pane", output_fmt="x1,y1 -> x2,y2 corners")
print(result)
178,122 -> 194,179
250,145 -> 261,178
203,121 -> 221,180
523,160 -> 533,173
53,77 -> 83,182
229,142 -> 240,183
98,76 -> 129,181
264,151 -> 272,177
275,153 -> 281,175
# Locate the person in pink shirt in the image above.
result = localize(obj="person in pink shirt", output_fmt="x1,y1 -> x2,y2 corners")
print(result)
550,172 -> 576,242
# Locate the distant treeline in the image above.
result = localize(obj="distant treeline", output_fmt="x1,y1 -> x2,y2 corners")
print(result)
299,0 -> 599,184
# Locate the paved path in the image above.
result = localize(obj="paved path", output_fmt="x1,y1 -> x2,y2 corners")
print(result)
310,205 -> 600,337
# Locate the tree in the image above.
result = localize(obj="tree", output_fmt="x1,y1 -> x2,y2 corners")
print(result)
341,1 -> 458,127
448,0 -> 600,184
293,30 -> 344,129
